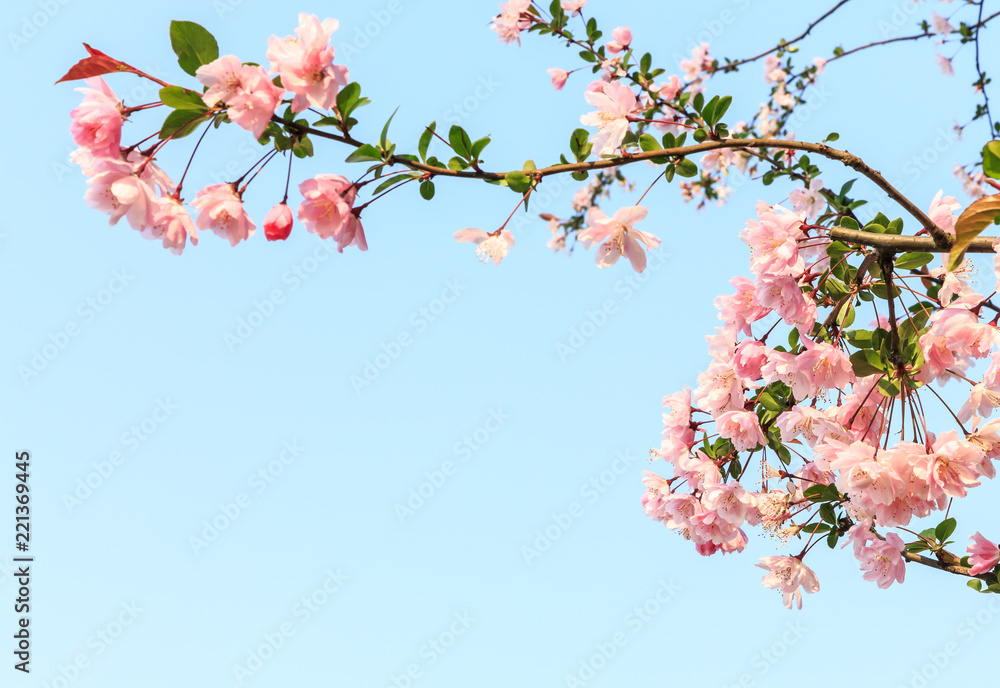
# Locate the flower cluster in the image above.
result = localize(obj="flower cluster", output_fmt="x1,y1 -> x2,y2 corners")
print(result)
67,14 -> 363,254
642,191 -> 1000,607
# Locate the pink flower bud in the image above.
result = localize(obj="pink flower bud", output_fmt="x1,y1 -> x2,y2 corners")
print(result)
264,203 -> 293,241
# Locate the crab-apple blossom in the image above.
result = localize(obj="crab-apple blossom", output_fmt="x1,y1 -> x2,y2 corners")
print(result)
453,228 -> 515,265
605,27 -> 632,54
297,174 -> 366,252
197,55 -> 285,139
69,77 -> 123,160
561,0 -> 587,14
756,556 -> 820,609
967,533 -> 1000,576
145,196 -> 199,255
579,80 -> 638,156
577,205 -> 660,272
263,203 -> 294,241
855,533 -> 906,589
190,183 -> 257,246
788,178 -> 825,222
267,13 -> 349,112
547,68 -> 568,90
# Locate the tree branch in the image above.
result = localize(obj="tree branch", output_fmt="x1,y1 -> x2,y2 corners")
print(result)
714,0 -> 854,73
902,551 -> 992,580
827,228 -> 996,253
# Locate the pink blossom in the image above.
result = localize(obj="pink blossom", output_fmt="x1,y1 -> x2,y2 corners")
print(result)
606,27 -> 632,54
547,68 -> 568,90
760,349 -> 811,401
967,532 -> 1000,576
69,77 -> 124,159
297,174 -> 366,252
454,228 -> 515,265
796,336 -> 855,397
145,196 -> 199,255
694,362 -> 746,417
732,339 -> 769,381
931,11 -> 954,35
190,183 -> 257,246
578,205 -> 660,272
777,408 -> 844,451
267,13 -> 349,112
716,410 -> 767,451
579,81 -> 638,156
490,0 -> 532,45
935,53 -> 954,77
812,57 -> 827,76
788,179 -> 825,222
739,201 -> 805,276
263,203 -> 293,241
713,276 -> 770,335
656,75 -> 683,102
913,431 -> 985,500
561,0 -> 587,14
197,55 -> 285,139
84,157 -> 158,230
755,274 -> 817,333
763,55 -> 786,84
680,42 -> 712,84
928,190 -> 961,236
756,556 -> 820,609
855,532 -> 906,589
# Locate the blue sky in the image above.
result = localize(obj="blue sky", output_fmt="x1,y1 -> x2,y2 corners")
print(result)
3,0 -> 999,686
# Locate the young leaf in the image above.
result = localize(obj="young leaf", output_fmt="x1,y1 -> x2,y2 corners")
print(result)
419,180 -> 435,200
159,109 -> 210,139
379,107 -> 399,150
418,122 -> 436,161
159,86 -> 208,111
169,21 -> 219,77
448,126 -> 472,159
948,195 -> 1000,271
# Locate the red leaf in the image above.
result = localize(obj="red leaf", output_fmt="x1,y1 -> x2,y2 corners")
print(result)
55,43 -> 143,84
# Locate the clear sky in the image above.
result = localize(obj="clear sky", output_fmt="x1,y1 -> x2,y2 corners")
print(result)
2,0 -> 999,686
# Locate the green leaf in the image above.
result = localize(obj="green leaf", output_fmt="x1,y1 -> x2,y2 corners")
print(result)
894,252 -> 934,270
935,517 -> 957,542
448,125 -> 472,159
159,86 -> 208,110
849,350 -> 883,377
159,109 -> 210,140
470,136 -> 491,161
827,529 -> 840,548
878,377 -> 900,397
373,173 -> 420,195
969,579 -> 984,592
345,144 -> 382,163
379,107 -> 398,150
801,523 -> 831,534
505,170 -> 532,194
675,159 -> 698,177
983,141 -> 1000,180
419,180 -> 435,200
803,484 -> 830,502
757,392 -> 783,413
169,20 -> 219,77
570,128 -> 592,161
824,132 -> 840,143
418,122 -> 436,160
337,82 -> 360,113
